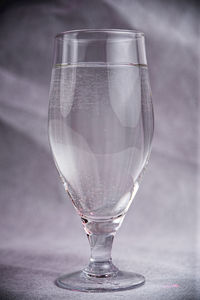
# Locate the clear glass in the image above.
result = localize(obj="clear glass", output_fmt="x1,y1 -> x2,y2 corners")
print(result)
48,29 -> 154,292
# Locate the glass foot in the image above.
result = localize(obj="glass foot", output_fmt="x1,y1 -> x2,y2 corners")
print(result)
56,270 -> 145,292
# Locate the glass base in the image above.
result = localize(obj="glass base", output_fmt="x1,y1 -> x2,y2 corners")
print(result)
56,270 -> 145,292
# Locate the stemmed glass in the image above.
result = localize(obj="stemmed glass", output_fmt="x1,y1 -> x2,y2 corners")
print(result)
48,29 -> 154,292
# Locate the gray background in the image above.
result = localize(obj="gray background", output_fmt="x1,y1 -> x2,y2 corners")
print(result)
0,0 -> 199,299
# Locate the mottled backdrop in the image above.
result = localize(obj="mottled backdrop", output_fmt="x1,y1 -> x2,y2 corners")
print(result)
0,0 -> 199,299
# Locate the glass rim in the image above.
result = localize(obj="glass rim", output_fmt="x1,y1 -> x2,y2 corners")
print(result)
55,29 -> 145,40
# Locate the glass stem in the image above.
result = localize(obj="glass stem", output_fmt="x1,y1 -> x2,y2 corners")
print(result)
84,233 -> 118,278
89,233 -> 114,262
81,216 -> 124,278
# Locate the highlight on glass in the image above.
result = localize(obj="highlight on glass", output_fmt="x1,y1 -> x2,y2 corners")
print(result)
48,29 -> 154,292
